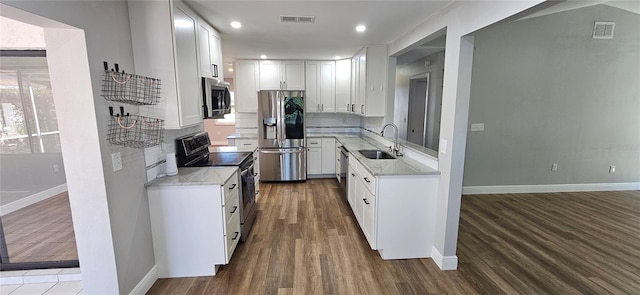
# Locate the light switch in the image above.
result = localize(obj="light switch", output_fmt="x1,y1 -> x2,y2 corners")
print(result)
471,123 -> 484,132
112,152 -> 123,172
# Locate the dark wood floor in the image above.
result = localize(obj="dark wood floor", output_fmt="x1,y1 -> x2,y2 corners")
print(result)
1,192 -> 78,262
147,180 -> 640,294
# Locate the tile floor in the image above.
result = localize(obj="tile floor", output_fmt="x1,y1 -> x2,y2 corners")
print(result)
0,268 -> 83,295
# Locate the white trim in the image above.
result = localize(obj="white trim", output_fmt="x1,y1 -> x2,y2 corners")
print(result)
462,182 -> 640,195
431,246 -> 458,270
0,184 -> 67,216
128,265 -> 158,295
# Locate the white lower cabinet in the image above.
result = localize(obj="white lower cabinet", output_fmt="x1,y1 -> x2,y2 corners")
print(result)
147,171 -> 241,278
307,138 -> 336,177
347,155 -> 438,259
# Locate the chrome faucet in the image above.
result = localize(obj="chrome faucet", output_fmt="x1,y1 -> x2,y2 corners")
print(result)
380,123 -> 402,157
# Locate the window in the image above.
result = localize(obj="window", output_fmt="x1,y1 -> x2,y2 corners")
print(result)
0,52 -> 60,154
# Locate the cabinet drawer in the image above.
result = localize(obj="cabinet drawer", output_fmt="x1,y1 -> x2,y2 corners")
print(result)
225,211 -> 241,263
222,171 -> 239,204
360,166 -> 376,194
307,138 -> 321,146
223,188 -> 240,226
235,139 -> 258,149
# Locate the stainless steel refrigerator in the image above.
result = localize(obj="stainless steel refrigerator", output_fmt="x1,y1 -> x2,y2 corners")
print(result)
258,90 -> 306,181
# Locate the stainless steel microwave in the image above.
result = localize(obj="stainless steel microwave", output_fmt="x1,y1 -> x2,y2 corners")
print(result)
202,77 -> 231,119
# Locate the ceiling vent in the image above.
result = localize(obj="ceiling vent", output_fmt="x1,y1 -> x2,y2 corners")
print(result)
593,21 -> 615,39
280,15 -> 315,23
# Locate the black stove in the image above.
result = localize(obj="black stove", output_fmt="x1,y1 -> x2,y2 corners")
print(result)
187,151 -> 252,168
174,131 -> 257,242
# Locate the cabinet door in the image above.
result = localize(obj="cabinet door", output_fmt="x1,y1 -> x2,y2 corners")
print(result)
259,60 -> 283,90
335,59 -> 351,113
282,60 -> 305,90
305,61 -> 320,112
307,147 -> 322,175
347,165 -> 357,210
235,60 -> 259,112
321,138 -> 335,174
197,19 -> 214,78
364,45 -> 387,117
319,61 -> 335,112
351,57 -> 358,114
212,33 -> 223,79
362,187 -> 376,249
358,50 -> 367,115
354,174 -> 365,226
173,2 -> 203,127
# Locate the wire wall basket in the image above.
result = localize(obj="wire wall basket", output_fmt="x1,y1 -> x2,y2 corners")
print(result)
101,62 -> 161,105
108,113 -> 164,149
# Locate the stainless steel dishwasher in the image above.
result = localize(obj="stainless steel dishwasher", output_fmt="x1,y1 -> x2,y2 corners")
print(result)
339,145 -> 349,199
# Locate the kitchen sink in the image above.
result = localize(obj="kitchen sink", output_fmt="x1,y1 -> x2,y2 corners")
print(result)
359,150 -> 395,159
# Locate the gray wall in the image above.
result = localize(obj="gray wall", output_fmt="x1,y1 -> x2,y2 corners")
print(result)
393,52 -> 445,146
0,153 -> 66,204
464,5 -> 640,186
3,1 -> 155,294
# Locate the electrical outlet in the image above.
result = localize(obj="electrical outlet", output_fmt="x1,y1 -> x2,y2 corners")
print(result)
609,165 -> 616,173
112,152 -> 123,172
551,163 -> 558,171
53,164 -> 59,172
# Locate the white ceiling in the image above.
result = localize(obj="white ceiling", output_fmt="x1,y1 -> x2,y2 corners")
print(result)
185,0 -> 453,66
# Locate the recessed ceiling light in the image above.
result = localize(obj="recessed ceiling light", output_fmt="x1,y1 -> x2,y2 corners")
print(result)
260,55 -> 267,59
334,56 -> 341,60
355,25 -> 366,32
230,21 -> 242,29
228,68 -> 234,72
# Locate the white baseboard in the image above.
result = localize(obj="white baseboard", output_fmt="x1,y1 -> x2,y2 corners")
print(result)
462,182 -> 640,195
129,265 -> 158,295
431,246 -> 458,270
0,184 -> 67,216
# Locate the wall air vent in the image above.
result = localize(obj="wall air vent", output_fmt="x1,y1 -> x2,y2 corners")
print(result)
593,21 -> 615,39
280,15 -> 315,23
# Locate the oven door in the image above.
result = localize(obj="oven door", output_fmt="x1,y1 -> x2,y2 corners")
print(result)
240,161 -> 256,242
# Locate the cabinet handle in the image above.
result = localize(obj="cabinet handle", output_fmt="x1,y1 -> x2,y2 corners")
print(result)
254,173 -> 258,176
321,104 -> 324,111
363,177 -> 371,183
317,104 -> 320,111
347,103 -> 350,112
351,104 -> 355,112
243,143 -> 252,146
229,183 -> 237,190
363,198 -> 370,205
232,232 -> 240,241
351,173 -> 355,176
284,81 -> 287,89
361,105 -> 364,114
230,206 -> 238,214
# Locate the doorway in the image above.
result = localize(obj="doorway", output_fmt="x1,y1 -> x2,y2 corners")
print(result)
0,17 -> 79,271
406,74 -> 430,147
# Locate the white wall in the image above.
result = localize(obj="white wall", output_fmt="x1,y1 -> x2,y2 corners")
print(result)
0,154 -> 66,204
464,5 -> 640,187
2,1 -> 155,294
388,0 -> 545,269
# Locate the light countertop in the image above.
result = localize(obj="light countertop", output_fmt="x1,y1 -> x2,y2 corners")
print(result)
146,166 -> 238,187
336,136 -> 440,176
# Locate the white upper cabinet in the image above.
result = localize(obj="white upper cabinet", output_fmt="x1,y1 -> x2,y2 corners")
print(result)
197,18 -> 223,79
259,60 -> 305,90
335,59 -> 351,113
305,61 -> 335,113
128,0 -> 203,129
351,45 -> 387,117
234,60 -> 260,113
